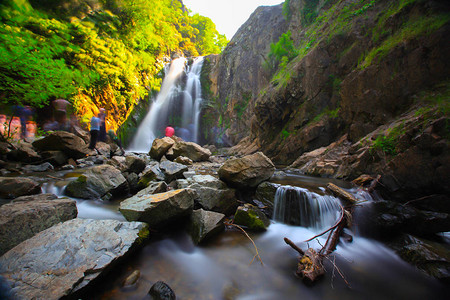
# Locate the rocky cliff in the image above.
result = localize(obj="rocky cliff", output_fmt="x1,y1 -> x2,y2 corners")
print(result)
202,0 -> 449,203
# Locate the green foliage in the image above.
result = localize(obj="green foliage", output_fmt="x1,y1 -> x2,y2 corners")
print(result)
234,92 -> 251,120
0,0 -> 228,130
360,12 -> 450,69
371,134 -> 397,155
267,30 -> 298,70
282,0 -> 291,20
301,0 -> 319,26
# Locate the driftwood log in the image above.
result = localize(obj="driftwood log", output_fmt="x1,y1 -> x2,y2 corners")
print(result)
285,183 -> 358,285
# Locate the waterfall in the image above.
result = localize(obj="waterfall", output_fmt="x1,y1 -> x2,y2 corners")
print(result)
127,57 -> 204,153
273,185 -> 341,230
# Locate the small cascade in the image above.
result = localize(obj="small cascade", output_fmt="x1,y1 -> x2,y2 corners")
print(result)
273,185 -> 341,230
128,57 -> 204,153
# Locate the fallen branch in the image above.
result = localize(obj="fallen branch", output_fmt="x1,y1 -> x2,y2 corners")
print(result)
326,183 -> 358,204
304,204 -> 345,243
225,221 -> 264,266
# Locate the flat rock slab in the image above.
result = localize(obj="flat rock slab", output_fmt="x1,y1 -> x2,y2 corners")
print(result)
0,196 -> 77,255
0,218 -> 148,300
119,189 -> 196,229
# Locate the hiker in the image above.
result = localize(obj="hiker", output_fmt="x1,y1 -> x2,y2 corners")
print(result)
98,108 -> 107,142
89,113 -> 101,150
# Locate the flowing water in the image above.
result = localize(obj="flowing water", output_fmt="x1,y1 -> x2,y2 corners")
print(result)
128,57 -> 204,153
36,172 -> 449,299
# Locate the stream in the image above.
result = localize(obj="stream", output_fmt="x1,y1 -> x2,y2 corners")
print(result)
37,171 -> 449,300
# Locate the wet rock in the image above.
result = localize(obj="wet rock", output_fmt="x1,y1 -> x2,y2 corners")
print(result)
149,137 -> 175,161
159,160 -> 189,182
0,197 -> 77,255
32,131 -> 90,159
64,165 -> 127,199
218,152 -> 275,188
255,181 -> 280,216
234,203 -> 270,231
119,189 -> 196,229
189,209 -> 225,244
0,219 -> 148,300
0,177 -> 41,199
148,281 -> 176,300
138,164 -> 165,188
170,141 -> 211,162
123,270 -> 140,287
389,234 -> 450,282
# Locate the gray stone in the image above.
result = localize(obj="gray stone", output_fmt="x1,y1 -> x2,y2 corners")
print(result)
0,177 -> 41,199
0,197 -> 77,255
255,181 -> 280,216
125,155 -> 146,174
0,218 -> 148,300
190,183 -> 238,215
159,160 -> 189,182
41,150 -> 68,166
174,155 -> 193,165
218,152 -> 275,188
6,142 -> 41,163
22,162 -> 54,172
119,189 -> 196,229
64,165 -> 127,199
135,181 -> 167,197
189,209 -> 225,244
12,193 -> 58,202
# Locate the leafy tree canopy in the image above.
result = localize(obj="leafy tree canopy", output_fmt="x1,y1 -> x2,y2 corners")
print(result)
0,0 -> 228,129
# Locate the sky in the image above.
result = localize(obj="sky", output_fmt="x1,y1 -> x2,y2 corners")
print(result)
183,0 -> 284,40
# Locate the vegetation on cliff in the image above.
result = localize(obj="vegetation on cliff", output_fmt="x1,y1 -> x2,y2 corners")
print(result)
0,0 -> 227,133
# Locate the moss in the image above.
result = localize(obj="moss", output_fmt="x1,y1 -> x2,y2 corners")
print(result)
234,205 -> 269,231
136,225 -> 150,245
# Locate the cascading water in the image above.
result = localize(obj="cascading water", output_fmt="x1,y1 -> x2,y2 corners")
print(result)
273,185 -> 342,229
127,57 -> 204,153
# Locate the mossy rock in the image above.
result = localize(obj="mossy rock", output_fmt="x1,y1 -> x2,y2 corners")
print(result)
234,204 -> 270,231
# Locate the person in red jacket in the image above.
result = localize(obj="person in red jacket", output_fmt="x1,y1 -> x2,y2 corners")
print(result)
165,125 -> 175,137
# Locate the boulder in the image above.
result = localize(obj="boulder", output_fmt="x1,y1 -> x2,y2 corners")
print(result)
189,209 -> 226,244
171,141 -> 211,162
125,155 -> 147,174
189,183 -> 238,215
64,165 -> 127,200
6,142 -> 41,163
0,197 -> 77,255
159,160 -> 189,182
119,189 -> 196,229
0,218 -> 148,300
32,131 -> 90,159
0,177 -> 41,199
218,152 -> 275,188
234,204 -> 270,231
149,137 -> 175,160
138,164 -> 165,188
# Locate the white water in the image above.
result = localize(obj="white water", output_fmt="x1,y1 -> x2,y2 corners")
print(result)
127,57 -> 204,153
273,185 -> 341,230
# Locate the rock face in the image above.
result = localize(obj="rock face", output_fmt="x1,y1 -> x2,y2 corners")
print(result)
0,177 -> 41,199
189,209 -> 226,244
0,196 -> 77,255
32,131 -> 90,159
119,189 -> 196,229
0,218 -> 148,300
149,137 -> 175,160
201,3 -> 287,145
64,164 -> 127,200
218,152 -> 275,188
